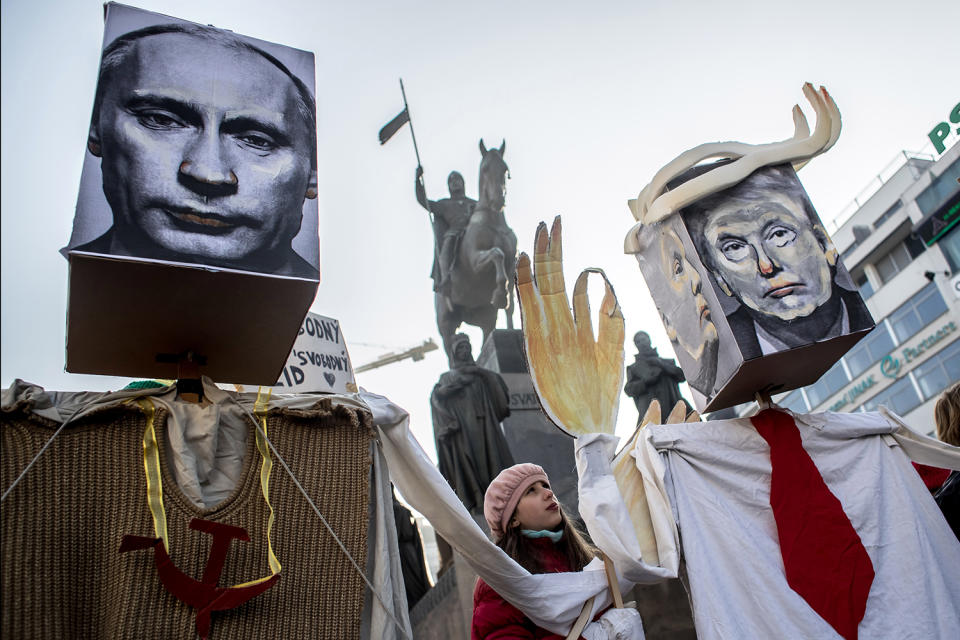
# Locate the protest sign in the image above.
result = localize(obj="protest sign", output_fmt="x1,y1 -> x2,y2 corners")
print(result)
273,313 -> 357,394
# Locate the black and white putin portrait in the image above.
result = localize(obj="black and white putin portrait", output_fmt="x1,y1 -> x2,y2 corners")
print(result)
72,22 -> 319,279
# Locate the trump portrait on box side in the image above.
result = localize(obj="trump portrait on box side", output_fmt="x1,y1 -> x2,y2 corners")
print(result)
683,164 -> 872,359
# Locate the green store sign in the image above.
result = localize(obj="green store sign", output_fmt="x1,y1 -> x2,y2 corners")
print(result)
915,192 -> 960,247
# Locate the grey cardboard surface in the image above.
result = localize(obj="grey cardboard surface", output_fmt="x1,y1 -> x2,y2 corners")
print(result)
67,253 -> 316,384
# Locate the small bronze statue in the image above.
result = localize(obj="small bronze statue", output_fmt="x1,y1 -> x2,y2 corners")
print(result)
624,331 -> 689,423
430,333 -> 514,516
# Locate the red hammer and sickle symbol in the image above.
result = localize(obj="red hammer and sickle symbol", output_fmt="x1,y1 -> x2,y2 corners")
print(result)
120,517 -> 279,639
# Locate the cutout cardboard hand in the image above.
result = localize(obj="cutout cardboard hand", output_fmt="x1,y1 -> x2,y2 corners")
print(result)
516,216 -> 624,437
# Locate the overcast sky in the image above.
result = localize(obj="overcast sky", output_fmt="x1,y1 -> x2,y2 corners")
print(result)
2,0 -> 958,460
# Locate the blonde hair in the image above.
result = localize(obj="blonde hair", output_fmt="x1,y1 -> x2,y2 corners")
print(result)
935,382 -> 960,447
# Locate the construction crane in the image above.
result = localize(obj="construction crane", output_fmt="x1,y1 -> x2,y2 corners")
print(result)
354,338 -> 439,373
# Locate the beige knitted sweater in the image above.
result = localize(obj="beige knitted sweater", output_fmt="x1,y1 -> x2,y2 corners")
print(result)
2,390 -> 373,639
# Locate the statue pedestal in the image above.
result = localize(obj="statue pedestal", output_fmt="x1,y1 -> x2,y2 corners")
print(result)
409,550 -> 477,640
477,329 -> 580,520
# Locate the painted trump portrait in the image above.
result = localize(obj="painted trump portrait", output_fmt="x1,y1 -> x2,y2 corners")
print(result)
66,7 -> 319,279
630,215 -> 732,401
625,162 -> 872,412
681,163 -> 873,359
625,85 -> 873,411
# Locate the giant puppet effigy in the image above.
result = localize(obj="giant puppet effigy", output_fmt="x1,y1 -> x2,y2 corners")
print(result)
367,85 -> 960,640
2,4 -> 411,639
610,85 -> 960,638
61,3 -> 320,384
623,85 -> 871,413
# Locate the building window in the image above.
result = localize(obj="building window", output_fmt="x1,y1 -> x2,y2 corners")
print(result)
904,233 -> 926,258
844,324 -> 895,378
778,389 -> 810,413
875,243 -> 910,283
903,233 -> 927,259
855,274 -> 874,301
916,157 -> 960,216
874,238 -> 925,284
806,361 -> 849,408
912,339 -> 960,401
888,283 -> 948,342
873,200 -> 901,229
940,224 -> 960,273
861,376 -> 922,415
778,389 -> 808,414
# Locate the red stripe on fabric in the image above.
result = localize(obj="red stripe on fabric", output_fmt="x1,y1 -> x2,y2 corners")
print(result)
751,408 -> 874,640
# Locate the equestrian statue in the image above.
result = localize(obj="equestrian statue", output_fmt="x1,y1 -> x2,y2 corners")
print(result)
416,139 -> 517,365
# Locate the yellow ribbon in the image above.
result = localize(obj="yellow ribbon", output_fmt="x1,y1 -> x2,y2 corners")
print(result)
234,388 -> 281,587
136,398 -> 169,551
132,388 -> 280,588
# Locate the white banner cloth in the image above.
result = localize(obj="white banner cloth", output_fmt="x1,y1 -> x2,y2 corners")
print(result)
576,433 -> 679,580
362,391 -> 673,636
639,409 -> 960,640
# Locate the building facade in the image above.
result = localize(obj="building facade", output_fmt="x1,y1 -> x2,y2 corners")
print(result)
754,142 -> 960,435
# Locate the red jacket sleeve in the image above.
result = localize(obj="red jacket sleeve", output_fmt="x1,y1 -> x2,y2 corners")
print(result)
472,579 -> 569,640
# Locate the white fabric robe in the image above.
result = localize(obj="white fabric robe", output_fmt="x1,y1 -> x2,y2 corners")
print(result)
637,408 -> 960,640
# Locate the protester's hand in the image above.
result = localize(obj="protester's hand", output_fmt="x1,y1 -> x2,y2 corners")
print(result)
516,216 -> 624,437
581,606 -> 645,640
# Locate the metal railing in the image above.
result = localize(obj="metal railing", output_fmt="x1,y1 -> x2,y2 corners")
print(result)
825,149 -> 936,234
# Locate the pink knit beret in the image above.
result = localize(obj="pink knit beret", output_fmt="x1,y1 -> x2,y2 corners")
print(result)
484,463 -> 549,540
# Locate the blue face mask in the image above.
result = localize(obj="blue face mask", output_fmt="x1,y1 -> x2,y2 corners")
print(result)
520,528 -> 564,543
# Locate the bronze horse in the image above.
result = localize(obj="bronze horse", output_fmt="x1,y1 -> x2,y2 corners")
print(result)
436,139 -> 517,364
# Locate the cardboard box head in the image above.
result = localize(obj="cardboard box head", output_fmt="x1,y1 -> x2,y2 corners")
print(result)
63,3 -> 319,383
629,162 -> 874,412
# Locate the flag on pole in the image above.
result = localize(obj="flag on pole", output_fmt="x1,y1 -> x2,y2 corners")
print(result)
378,108 -> 410,145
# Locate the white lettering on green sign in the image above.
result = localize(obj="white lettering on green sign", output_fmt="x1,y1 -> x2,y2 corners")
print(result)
830,376 -> 877,411
828,321 -> 956,410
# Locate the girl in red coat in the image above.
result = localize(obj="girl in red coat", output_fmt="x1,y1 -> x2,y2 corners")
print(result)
472,463 -> 645,640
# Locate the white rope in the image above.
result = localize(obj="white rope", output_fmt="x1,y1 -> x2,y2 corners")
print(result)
1,403 -> 85,502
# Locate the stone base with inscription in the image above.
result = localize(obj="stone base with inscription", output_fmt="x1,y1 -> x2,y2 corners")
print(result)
477,329 -> 580,520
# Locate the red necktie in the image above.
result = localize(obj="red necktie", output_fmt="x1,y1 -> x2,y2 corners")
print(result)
751,408 -> 874,640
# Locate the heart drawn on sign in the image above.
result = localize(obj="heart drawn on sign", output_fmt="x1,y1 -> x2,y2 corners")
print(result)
324,372 -> 336,387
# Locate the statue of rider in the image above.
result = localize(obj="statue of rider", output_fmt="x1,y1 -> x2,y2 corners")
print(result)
416,165 -> 477,296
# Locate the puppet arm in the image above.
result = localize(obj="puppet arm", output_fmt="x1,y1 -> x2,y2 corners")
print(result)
516,216 -> 624,437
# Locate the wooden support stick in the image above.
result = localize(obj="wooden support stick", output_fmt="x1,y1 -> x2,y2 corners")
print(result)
176,351 -> 203,403
602,553 -> 624,609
